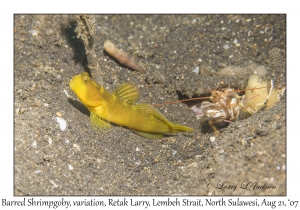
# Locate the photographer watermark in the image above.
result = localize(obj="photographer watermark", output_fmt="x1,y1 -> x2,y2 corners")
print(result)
206,181 -> 276,192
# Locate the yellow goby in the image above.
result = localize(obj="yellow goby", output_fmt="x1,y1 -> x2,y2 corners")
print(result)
69,72 -> 194,138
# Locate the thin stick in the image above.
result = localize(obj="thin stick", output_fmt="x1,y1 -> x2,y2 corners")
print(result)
104,40 -> 146,73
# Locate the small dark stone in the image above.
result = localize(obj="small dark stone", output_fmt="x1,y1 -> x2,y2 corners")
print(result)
255,128 -> 269,136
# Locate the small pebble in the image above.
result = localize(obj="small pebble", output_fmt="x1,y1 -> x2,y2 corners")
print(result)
73,144 -> 81,151
210,136 -> 216,142
223,44 -> 230,50
56,117 -> 66,131
34,99 -> 42,107
15,108 -> 20,114
34,170 -> 42,174
20,108 -> 26,114
48,137 -> 52,146
30,30 -> 38,36
257,150 -> 266,155
192,66 -> 199,74
239,139 -> 247,145
56,112 -> 62,117
32,140 -> 37,148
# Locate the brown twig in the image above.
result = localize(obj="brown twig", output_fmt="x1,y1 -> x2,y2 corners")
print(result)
104,40 -> 146,73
